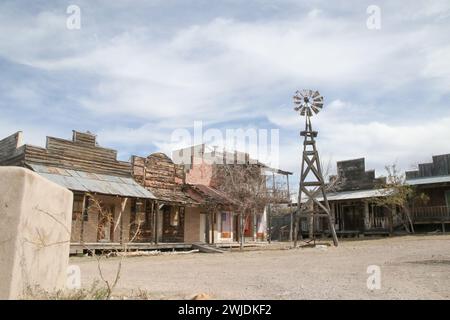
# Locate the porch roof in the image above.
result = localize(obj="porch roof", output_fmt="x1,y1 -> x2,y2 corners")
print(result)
189,184 -> 237,206
324,188 -> 393,201
406,175 -> 450,186
28,163 -> 156,199
148,187 -> 199,205
299,188 -> 393,203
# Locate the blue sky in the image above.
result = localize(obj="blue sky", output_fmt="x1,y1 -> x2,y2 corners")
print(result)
1,0 -> 450,190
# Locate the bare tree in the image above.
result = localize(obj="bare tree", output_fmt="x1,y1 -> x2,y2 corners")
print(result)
73,194 -> 143,299
373,164 -> 429,234
213,163 -> 285,250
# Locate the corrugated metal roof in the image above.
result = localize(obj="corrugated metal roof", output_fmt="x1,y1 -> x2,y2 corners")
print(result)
406,175 -> 450,186
28,164 -> 156,199
191,184 -> 237,205
301,188 -> 393,203
149,187 -> 198,205
324,188 -> 393,201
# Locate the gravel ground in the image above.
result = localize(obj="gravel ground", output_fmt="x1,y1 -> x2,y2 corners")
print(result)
71,235 -> 450,300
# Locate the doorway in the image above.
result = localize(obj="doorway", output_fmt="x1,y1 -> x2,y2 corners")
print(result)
234,215 -> 240,242
161,205 -> 185,242
342,204 -> 365,231
445,191 -> 450,212
98,205 -> 115,242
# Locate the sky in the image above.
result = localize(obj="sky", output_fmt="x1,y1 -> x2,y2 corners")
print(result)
0,0 -> 449,191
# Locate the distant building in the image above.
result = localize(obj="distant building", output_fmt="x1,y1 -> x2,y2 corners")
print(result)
130,152 -> 235,244
172,144 -> 292,243
302,158 -> 395,236
406,154 -> 450,231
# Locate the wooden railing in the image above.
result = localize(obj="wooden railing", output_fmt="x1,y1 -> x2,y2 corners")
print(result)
266,189 -> 291,202
411,206 -> 450,222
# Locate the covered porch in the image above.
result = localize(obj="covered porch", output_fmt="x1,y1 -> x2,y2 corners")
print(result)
26,163 -> 157,249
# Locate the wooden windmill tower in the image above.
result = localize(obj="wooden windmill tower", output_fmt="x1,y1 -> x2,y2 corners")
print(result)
293,89 -> 339,247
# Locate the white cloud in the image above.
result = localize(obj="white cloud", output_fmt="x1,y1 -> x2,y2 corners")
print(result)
0,0 -> 449,184
2,5 -> 448,123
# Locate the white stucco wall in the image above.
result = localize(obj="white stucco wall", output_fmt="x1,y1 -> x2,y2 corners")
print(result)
0,167 -> 73,299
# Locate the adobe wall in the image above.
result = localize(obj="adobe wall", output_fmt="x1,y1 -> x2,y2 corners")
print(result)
0,167 -> 73,299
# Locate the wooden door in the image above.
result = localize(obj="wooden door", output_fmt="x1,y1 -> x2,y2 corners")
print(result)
342,205 -> 365,231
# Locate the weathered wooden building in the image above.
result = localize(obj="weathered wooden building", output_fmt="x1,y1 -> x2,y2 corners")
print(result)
405,154 -> 450,231
131,150 -> 253,245
0,131 -> 156,252
131,152 -> 203,244
300,158 -> 394,236
173,144 -> 292,243
0,130 -> 241,250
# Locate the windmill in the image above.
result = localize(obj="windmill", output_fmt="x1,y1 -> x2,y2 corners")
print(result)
293,89 -> 339,247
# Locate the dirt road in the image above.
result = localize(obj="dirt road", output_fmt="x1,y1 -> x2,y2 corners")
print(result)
71,235 -> 450,299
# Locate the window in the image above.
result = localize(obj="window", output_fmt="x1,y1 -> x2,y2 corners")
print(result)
221,212 -> 231,238
82,196 -> 90,221
170,207 -> 180,227
72,194 -> 84,221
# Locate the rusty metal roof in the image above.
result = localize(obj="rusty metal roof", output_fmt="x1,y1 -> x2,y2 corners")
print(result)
149,187 -> 199,205
190,184 -> 237,206
28,163 -> 156,199
299,188 -> 393,203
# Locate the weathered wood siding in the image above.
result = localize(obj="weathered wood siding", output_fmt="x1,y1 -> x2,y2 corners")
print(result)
0,132 -> 25,166
132,153 -> 185,190
406,154 -> 450,179
132,153 -> 191,203
22,131 -> 132,177
337,158 -> 386,191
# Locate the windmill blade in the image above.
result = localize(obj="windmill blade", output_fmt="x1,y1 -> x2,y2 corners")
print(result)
311,106 -> 320,114
313,102 -> 323,109
312,91 -> 320,98
313,97 -> 323,103
313,101 -> 323,108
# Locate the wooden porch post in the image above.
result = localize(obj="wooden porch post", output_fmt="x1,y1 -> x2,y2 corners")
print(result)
80,194 -> 87,243
267,204 -> 272,244
154,201 -> 159,244
240,212 -> 244,250
308,202 -> 314,239
211,211 -> 215,244
114,197 -> 128,244
287,174 -> 293,242
364,201 -> 370,232
252,211 -> 257,242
